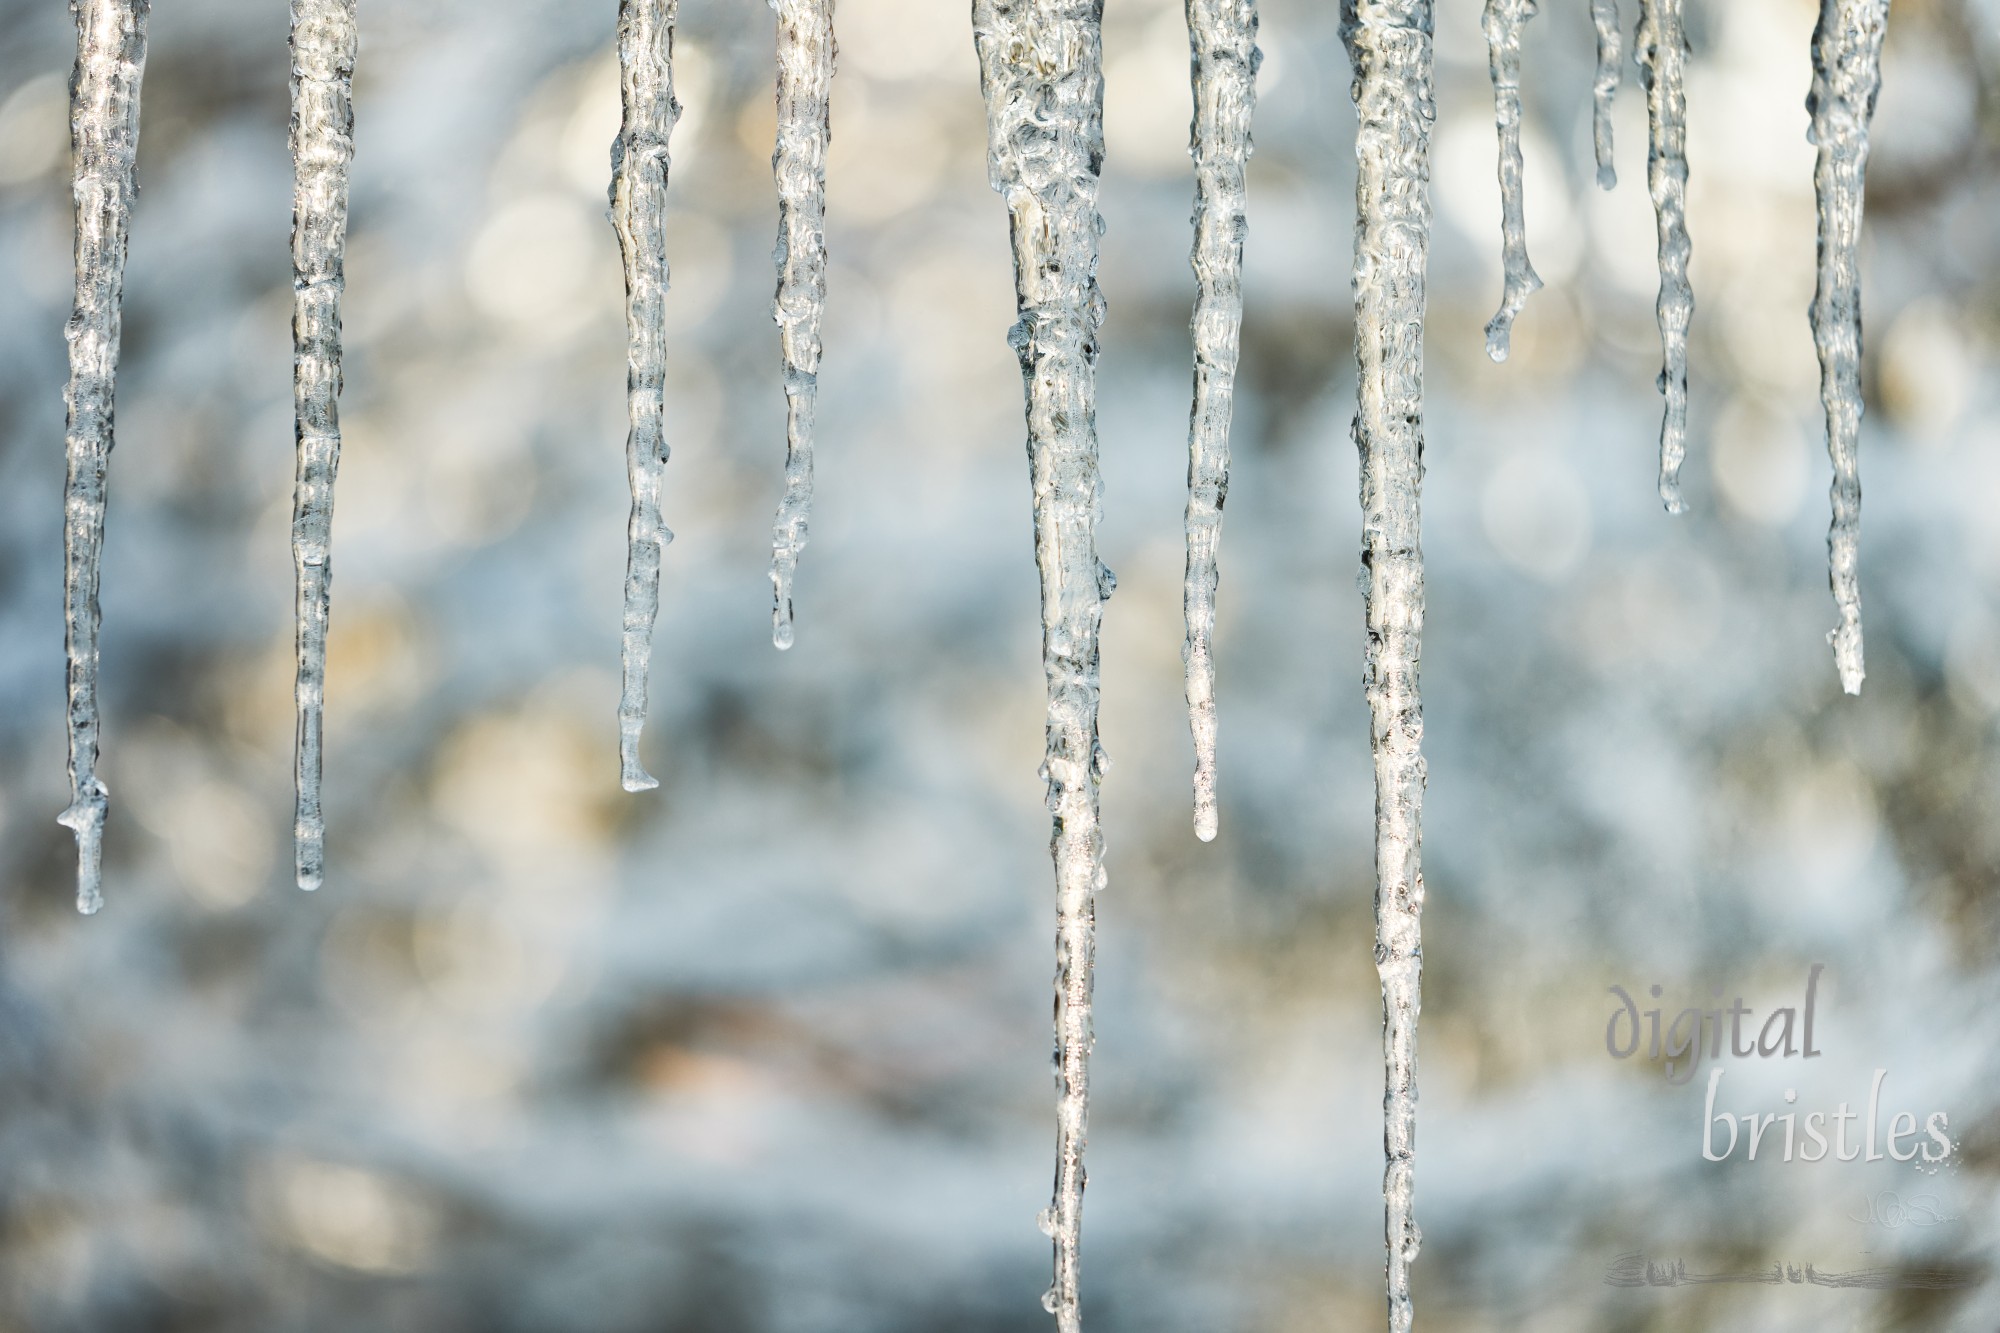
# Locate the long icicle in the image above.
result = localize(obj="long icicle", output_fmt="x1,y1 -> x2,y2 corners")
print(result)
59,0 -> 150,916
1634,0 -> 1692,512
1808,0 -> 1890,696
1340,3 -> 1432,1330
289,0 -> 358,892
766,0 -> 834,651
972,0 -> 1111,1326
610,0 -> 680,792
1182,0 -> 1258,842
1481,0 -> 1540,362
1590,0 -> 1620,189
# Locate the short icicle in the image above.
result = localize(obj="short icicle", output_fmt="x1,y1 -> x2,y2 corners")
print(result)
60,0 -> 151,915
610,0 -> 681,791
972,0 -> 1111,1326
1481,0 -> 1540,361
288,0 -> 358,891
766,0 -> 834,651
1591,0 -> 1620,189
1182,0 -> 1259,842
1634,0 -> 1692,512
1808,0 -> 1890,696
1340,2 -> 1433,1330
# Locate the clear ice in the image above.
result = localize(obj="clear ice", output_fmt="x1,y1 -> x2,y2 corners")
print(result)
288,0 -> 358,891
1808,0 -> 1890,696
1340,2 -> 1432,1329
766,0 -> 833,651
1634,0 -> 1692,512
610,0 -> 681,792
972,0 -> 1111,1325
59,0 -> 150,915
1182,0 -> 1259,842
1591,0 -> 1620,189
1480,0 -> 1541,362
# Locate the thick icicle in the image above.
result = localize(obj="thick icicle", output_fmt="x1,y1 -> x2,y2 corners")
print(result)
1340,3 -> 1432,1330
59,0 -> 150,916
766,0 -> 834,651
1480,0 -> 1540,362
1634,0 -> 1692,512
1807,0 -> 1889,696
289,0 -> 358,892
610,0 -> 680,792
1182,0 -> 1258,842
1590,0 -> 1620,188
972,0 -> 1111,1326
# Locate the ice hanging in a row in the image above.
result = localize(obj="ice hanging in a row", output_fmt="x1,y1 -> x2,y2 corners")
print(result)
1478,0 -> 1892,694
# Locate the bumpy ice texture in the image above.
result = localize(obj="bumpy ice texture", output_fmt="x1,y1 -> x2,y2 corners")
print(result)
1340,3 -> 1432,1329
1182,0 -> 1258,842
1808,0 -> 1890,696
610,0 -> 681,792
766,0 -> 834,650
1480,0 -> 1541,362
1591,0 -> 1620,189
60,0 -> 150,916
289,0 -> 358,891
1634,0 -> 1693,512
972,0 -> 1112,1325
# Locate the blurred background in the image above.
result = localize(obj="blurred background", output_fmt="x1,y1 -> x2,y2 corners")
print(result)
1,0 -> 1998,1327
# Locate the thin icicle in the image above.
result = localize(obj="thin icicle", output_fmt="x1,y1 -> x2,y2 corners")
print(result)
1808,0 -> 1890,696
1591,0 -> 1620,189
766,0 -> 834,651
1481,0 -> 1540,362
1340,3 -> 1431,1330
59,0 -> 150,916
972,0 -> 1111,1326
1182,0 -> 1258,842
289,0 -> 358,892
1634,0 -> 1692,512
610,0 -> 680,792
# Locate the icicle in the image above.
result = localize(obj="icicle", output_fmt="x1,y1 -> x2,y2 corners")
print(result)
766,0 -> 834,651
610,0 -> 681,792
1339,3 -> 1431,1330
288,0 -> 358,892
1634,0 -> 1692,512
59,0 -> 150,916
1591,0 -> 1620,189
1480,0 -> 1540,362
1808,0 -> 1889,696
972,0 -> 1110,1326
1182,0 -> 1258,843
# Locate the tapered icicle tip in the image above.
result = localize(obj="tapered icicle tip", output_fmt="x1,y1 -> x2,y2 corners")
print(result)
771,557 -> 798,650
57,793 -> 106,915
1830,622 -> 1864,695
295,825 -> 325,891
620,744 -> 660,793
1193,794 -> 1218,843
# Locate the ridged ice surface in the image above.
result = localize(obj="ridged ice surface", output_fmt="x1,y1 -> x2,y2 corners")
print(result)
1340,3 -> 1431,1330
1634,0 -> 1692,512
1182,0 -> 1258,842
288,0 -> 358,892
610,0 -> 680,792
972,0 -> 1111,1326
1808,0 -> 1890,696
1591,0 -> 1620,188
59,0 -> 150,916
766,0 -> 833,651
1480,0 -> 1540,362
